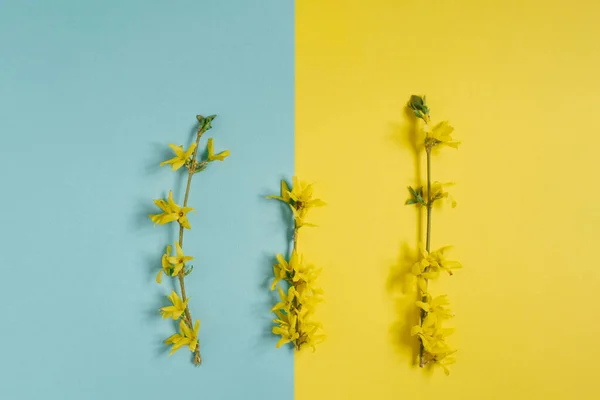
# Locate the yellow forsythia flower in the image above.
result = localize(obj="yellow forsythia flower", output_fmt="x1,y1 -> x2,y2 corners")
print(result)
411,324 -> 454,355
271,286 -> 296,314
411,324 -> 457,375
288,176 -> 326,208
412,250 -> 440,292
267,177 -> 326,227
429,181 -> 457,208
424,121 -> 460,148
270,250 -> 323,293
294,288 -> 323,323
160,291 -> 189,320
291,257 -> 321,285
207,138 -> 230,161
416,294 -> 453,328
267,180 -> 292,203
293,262 -> 323,312
412,246 -> 462,290
167,242 -> 193,276
429,246 -> 462,276
272,311 -> 299,348
298,321 -> 326,351
165,319 -> 200,355
435,352 -> 457,376
156,245 -> 173,283
271,253 -> 295,290
160,143 -> 197,171
149,190 -> 194,229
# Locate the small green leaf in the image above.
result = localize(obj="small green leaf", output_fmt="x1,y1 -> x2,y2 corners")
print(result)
409,95 -> 430,118
202,115 -> 216,132
184,266 -> 194,276
407,186 -> 427,206
409,95 -> 424,111
197,114 -> 217,132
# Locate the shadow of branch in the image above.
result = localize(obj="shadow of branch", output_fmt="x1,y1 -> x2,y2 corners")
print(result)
250,252 -> 283,355
387,242 -> 420,366
386,103 -> 428,367
390,106 -> 424,245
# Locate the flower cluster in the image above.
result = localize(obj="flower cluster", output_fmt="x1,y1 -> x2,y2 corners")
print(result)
410,248 -> 461,374
406,95 -> 462,375
268,177 -> 326,351
148,114 -> 229,366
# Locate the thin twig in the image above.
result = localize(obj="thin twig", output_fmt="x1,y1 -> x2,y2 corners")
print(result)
176,126 -> 205,366
291,218 -> 301,350
419,146 -> 432,368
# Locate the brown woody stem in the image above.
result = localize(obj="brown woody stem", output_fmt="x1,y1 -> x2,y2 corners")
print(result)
176,125 -> 206,366
419,146 -> 432,368
291,217 -> 302,350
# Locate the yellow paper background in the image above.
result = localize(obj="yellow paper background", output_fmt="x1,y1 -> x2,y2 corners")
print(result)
295,1 -> 600,398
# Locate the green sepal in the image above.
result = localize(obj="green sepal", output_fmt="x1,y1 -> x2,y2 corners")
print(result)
194,162 -> 207,173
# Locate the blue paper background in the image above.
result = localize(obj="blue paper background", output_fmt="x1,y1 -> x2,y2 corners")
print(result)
0,1 -> 294,398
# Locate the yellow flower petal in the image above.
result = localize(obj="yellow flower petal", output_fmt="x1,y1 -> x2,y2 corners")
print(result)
179,216 -> 191,229
181,320 -> 192,338
207,138 -> 215,159
184,143 -> 197,158
165,333 -> 181,344
415,301 -> 430,312
168,144 -> 185,158
169,338 -> 191,355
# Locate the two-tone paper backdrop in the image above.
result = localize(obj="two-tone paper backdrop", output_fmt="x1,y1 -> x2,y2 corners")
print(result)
1,1 -> 599,399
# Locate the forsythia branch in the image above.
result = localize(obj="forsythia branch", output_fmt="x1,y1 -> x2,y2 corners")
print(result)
150,114 -> 230,366
406,96 -> 462,375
